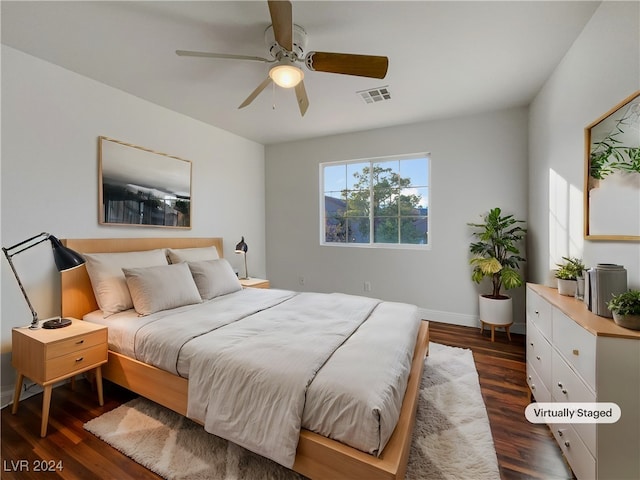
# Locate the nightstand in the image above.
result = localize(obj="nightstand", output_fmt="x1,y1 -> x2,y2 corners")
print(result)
11,319 -> 108,437
240,278 -> 270,289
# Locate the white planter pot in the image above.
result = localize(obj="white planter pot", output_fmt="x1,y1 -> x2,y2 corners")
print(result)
479,295 -> 513,326
612,312 -> 640,331
557,279 -> 577,296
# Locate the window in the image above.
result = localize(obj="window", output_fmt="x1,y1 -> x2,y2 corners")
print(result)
321,154 -> 429,247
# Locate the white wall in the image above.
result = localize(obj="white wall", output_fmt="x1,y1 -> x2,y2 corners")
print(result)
265,107 -> 529,328
529,1 -> 640,289
0,47 -> 266,403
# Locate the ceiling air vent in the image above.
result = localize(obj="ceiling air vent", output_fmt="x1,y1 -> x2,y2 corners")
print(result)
357,86 -> 391,104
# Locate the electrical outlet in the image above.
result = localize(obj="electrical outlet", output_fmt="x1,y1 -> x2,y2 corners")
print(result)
364,281 -> 372,292
298,276 -> 306,286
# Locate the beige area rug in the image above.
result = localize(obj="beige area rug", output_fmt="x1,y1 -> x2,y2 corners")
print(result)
84,343 -> 500,480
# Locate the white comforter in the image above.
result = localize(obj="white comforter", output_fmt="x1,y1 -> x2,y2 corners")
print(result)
85,288 -> 420,468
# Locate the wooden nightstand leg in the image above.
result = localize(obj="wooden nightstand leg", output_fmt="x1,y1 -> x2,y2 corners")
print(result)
95,366 -> 104,406
12,373 -> 24,414
41,385 -> 53,437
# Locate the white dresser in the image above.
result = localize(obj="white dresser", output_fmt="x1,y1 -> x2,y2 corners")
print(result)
526,284 -> 640,480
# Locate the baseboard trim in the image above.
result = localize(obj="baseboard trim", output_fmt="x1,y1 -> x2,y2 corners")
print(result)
1,382 -> 44,410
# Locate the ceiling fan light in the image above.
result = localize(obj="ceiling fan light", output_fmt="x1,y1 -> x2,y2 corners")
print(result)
269,64 -> 304,88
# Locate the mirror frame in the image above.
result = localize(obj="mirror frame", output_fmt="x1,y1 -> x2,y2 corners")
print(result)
584,90 -> 640,241
98,136 -> 192,229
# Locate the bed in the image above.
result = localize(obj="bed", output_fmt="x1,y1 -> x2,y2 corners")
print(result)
61,237 -> 430,480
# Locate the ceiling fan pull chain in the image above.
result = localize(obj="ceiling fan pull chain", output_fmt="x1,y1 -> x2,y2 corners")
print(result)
272,82 -> 277,110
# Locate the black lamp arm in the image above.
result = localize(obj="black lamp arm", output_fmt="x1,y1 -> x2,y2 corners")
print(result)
3,232 -> 51,257
2,244 -> 40,325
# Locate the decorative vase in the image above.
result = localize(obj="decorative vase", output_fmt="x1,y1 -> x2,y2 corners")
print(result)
612,312 -> 640,331
557,279 -> 577,296
479,295 -> 513,325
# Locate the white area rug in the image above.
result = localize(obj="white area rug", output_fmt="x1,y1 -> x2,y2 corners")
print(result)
84,342 -> 500,479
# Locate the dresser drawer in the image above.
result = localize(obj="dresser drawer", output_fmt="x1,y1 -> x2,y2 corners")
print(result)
47,329 -> 107,359
527,320 -> 552,387
45,344 -> 107,381
527,287 -> 552,339
551,350 -> 596,454
552,423 -> 596,480
526,361 -> 551,403
552,309 -> 596,389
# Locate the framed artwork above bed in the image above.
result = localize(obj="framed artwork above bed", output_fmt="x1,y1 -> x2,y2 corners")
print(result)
98,137 -> 192,229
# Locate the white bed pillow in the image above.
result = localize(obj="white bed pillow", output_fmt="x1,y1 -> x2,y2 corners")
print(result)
123,262 -> 202,316
84,249 -> 168,317
188,259 -> 242,300
167,246 -> 219,264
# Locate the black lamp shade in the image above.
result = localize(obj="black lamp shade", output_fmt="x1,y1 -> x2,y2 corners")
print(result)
235,236 -> 248,253
49,235 -> 85,272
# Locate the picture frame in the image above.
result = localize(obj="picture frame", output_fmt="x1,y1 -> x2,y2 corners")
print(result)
584,91 -> 640,240
98,137 -> 192,228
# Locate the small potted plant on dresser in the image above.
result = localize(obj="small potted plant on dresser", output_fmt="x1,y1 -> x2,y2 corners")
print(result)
555,257 -> 585,296
468,207 -> 526,340
607,290 -> 640,330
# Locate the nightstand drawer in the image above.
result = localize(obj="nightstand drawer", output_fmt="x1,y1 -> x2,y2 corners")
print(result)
47,329 -> 107,359
45,344 -> 107,381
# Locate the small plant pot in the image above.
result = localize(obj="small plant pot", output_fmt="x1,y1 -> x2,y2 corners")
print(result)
557,279 -> 577,296
612,312 -> 640,331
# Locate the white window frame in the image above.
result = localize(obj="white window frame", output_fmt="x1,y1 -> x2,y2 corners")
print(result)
320,153 -> 431,250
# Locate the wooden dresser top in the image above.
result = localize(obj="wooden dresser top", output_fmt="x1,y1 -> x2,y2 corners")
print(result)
528,283 -> 640,340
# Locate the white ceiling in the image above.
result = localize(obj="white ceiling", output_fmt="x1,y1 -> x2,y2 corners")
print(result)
1,1 -> 600,145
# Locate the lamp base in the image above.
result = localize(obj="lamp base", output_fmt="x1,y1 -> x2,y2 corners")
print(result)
42,317 -> 72,329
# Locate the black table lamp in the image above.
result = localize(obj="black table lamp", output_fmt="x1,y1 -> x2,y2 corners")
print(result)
235,236 -> 249,279
2,232 -> 85,329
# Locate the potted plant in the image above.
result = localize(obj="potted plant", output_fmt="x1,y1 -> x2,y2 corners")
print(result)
607,290 -> 640,330
555,257 -> 585,296
468,208 -> 526,330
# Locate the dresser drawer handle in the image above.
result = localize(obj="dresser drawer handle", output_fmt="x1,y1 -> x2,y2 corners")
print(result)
557,382 -> 568,394
557,429 -> 563,437
564,441 -> 570,448
75,357 -> 84,363
76,339 -> 85,345
535,310 -> 539,315
572,349 -> 579,356
536,355 -> 541,360
530,342 -> 534,346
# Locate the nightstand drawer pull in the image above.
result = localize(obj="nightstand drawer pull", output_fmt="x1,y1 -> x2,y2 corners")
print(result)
75,357 -> 84,363
76,339 -> 85,345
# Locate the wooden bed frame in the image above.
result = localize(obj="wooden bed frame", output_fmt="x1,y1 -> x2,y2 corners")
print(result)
61,237 -> 430,480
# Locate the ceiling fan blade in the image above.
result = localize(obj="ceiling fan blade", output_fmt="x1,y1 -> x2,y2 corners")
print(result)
176,50 -> 272,63
295,80 -> 309,117
268,0 -> 293,51
305,51 -> 389,79
238,76 -> 273,109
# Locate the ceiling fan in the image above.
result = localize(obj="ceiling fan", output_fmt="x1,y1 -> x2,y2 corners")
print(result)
176,0 -> 389,116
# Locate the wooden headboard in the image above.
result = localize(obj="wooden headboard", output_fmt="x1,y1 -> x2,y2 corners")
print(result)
61,237 -> 224,320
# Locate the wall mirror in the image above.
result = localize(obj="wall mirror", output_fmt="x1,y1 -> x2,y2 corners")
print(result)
99,137 -> 192,228
584,90 -> 640,240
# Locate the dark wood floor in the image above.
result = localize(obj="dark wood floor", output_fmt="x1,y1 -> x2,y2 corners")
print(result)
429,322 -> 574,480
1,322 -> 574,480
